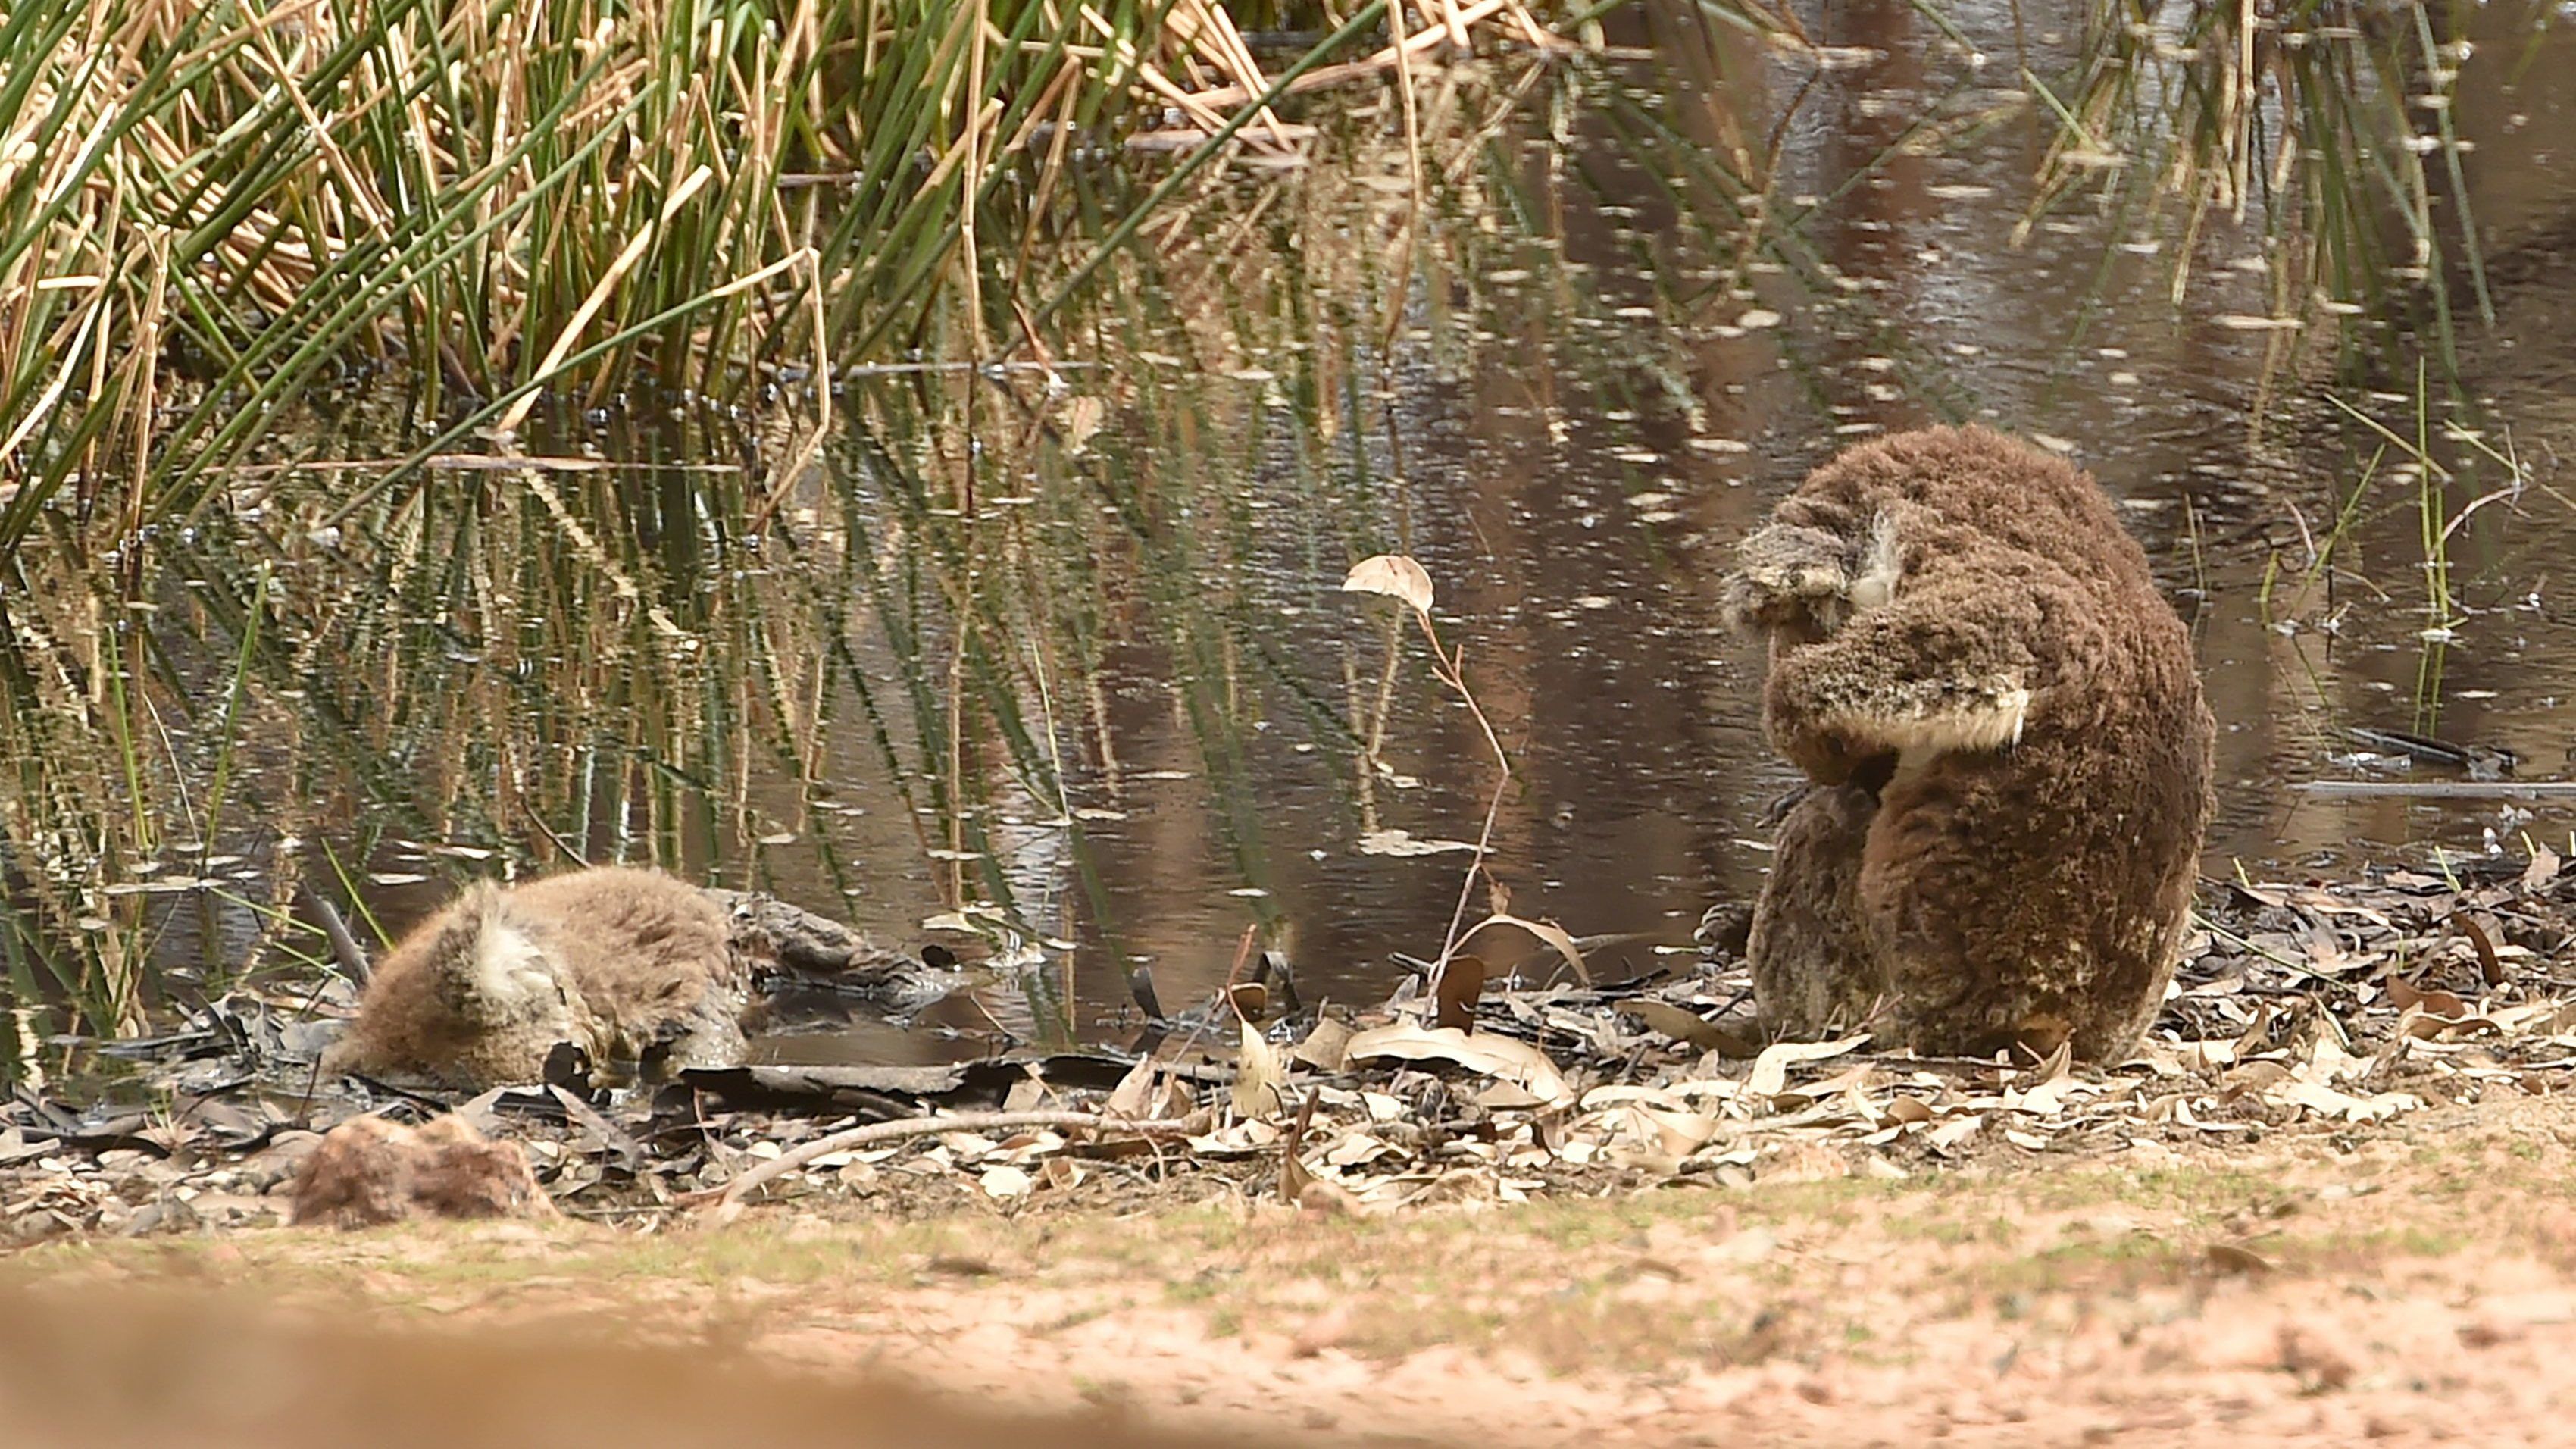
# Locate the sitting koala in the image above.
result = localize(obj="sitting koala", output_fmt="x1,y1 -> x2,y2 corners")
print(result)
319,866 -> 752,1091
1721,426 -> 2215,1062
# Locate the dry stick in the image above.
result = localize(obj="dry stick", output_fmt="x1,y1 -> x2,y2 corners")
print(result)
1379,0 -> 1425,360
1176,0 -> 1292,149
1413,608 -> 1515,978
1187,0 -> 1508,108
684,1110 -> 1203,1210
1433,0 -> 1472,54
1499,0 -> 1563,51
2294,781 -> 2576,799
299,887 -> 371,986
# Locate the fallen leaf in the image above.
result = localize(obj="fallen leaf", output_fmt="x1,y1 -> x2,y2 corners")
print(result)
2272,1078 -> 2420,1123
1747,1034 -> 1871,1097
980,1165 -> 1035,1200
1623,1000 -> 1729,1050
1104,1054 -> 1157,1118
1341,554 -> 1434,614
2524,847 -> 2560,892
2220,1059 -> 2293,1098
1279,1094 -> 1321,1204
1229,981 -> 1271,1022
1355,828 -> 1478,857
1880,1095 -> 1934,1126
2020,1040 -> 2073,1088
1291,1017 -> 1355,1072
2456,913 -> 2507,987
1343,1021 -> 1572,1106
1622,1103 -> 1723,1156
1055,395 -> 1105,455
1434,955 -> 1487,1031
1457,911 -> 1591,985
2384,975 -> 2470,1021
1233,1019 -> 1284,1119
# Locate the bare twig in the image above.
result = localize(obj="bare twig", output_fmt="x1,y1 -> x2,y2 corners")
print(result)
299,887 -> 371,986
683,1109 -> 1202,1210
2294,781 -> 2576,800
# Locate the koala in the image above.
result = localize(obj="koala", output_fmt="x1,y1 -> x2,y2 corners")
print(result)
1721,426 -> 2215,1062
291,1114 -> 555,1228
319,866 -> 753,1091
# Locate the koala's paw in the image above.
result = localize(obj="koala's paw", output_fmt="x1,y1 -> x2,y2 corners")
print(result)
1720,523 -> 1856,637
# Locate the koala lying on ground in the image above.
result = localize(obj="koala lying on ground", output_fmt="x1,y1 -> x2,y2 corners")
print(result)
1721,426 -> 2215,1062
319,866 -> 752,1090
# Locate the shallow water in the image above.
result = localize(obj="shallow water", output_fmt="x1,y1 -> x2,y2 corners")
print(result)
5,0 -> 2574,1075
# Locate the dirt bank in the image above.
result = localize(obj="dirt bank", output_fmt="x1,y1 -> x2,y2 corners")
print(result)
11,1091 -> 2576,1447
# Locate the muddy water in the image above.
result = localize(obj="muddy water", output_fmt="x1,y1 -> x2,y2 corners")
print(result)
5,0 -> 2574,1074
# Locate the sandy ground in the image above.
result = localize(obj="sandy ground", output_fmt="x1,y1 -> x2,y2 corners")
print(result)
13,1091 -> 2576,1447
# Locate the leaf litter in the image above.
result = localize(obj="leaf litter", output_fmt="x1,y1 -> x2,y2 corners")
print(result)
14,849 -> 2576,1237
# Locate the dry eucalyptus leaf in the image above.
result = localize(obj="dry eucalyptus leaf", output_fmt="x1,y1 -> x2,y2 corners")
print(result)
1103,1054 -> 1157,1118
1880,1096 -> 1934,1126
1355,828 -> 1478,857
2524,847 -> 2561,892
1340,554 -> 1435,614
1746,1034 -> 1871,1097
1292,1017 -> 1355,1072
1229,981 -> 1271,1022
1233,1019 -> 1284,1119
1343,1021 -> 1572,1106
1055,394 -> 1105,455
2273,1078 -> 2420,1123
1457,911 -> 1591,985
1623,999 -> 1729,1050
1434,955 -> 1487,1032
2020,1040 -> 2074,1087
2456,913 -> 2507,987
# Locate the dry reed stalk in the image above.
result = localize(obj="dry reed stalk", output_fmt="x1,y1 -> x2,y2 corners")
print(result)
1187,0 -> 1525,111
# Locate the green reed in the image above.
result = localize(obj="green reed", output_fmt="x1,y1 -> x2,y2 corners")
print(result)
2026,0 -> 2496,390
0,0 -> 1424,563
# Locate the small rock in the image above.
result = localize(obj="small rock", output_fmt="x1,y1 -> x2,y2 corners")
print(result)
291,1115 -> 556,1228
122,1191 -> 202,1238
237,1130 -> 326,1193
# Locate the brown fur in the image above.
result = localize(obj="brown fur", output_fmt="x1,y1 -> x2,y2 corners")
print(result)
319,866 -> 749,1090
290,1114 -> 555,1228
1721,426 -> 2215,1062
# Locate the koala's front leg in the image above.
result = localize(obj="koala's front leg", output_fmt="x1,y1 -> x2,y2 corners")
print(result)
1720,521 -> 1859,646
1762,568 -> 2047,782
